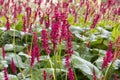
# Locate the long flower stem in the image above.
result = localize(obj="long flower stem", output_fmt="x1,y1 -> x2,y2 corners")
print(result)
48,54 -> 56,80
12,25 -> 25,79
103,60 -> 114,80
58,42 -> 63,80
54,50 -> 57,80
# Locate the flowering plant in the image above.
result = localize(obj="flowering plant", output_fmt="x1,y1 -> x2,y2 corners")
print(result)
0,0 -> 120,80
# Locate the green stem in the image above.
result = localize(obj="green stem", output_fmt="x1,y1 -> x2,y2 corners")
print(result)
54,50 -> 57,80
103,60 -> 114,80
29,34 -> 34,79
73,68 -> 78,80
65,71 -> 68,80
12,25 -> 25,79
58,42 -> 63,80
48,54 -> 56,80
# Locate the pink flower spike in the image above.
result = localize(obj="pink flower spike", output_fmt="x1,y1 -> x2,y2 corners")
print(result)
68,68 -> 74,80
30,32 -> 40,67
49,74 -> 53,80
79,0 -> 84,7
93,68 -> 97,80
0,0 -> 4,5
11,58 -> 17,74
65,55 -> 70,68
90,14 -> 100,29
2,45 -> 6,59
114,74 -> 119,80
84,1 -> 89,23
22,16 -> 27,33
43,70 -> 47,80
6,17 -> 10,31
41,30 -> 50,54
4,67 -> 9,80
102,42 -> 113,69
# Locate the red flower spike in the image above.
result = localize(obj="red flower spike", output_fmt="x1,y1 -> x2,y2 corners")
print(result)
13,4 -> 17,20
93,68 -> 97,80
41,30 -> 50,54
11,58 -> 17,74
17,5 -> 22,14
30,32 -> 40,67
0,0 -> 4,5
90,14 -> 100,29
65,55 -> 70,68
114,74 -> 119,80
26,7 -> 32,27
6,17 -> 10,31
2,45 -> 6,59
68,68 -> 74,80
4,67 -> 9,80
102,42 -> 113,69
66,25 -> 74,56
84,1 -> 89,23
50,8 -> 61,50
117,6 -> 120,15
49,74 -> 53,80
22,16 -> 27,33
43,70 -> 47,80
61,20 -> 68,40
79,0 -> 84,7
4,2 -> 10,14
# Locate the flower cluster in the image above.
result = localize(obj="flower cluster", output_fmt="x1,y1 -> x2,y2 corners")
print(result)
50,7 -> 61,50
90,14 -> 100,29
41,30 -> 50,54
30,32 -> 40,67
102,42 -> 113,69
5,16 -> 10,31
65,23 -> 74,56
93,68 -> 97,80
4,67 -> 9,80
68,67 -> 74,80
2,45 -> 6,59
11,58 -> 17,74
43,70 -> 47,80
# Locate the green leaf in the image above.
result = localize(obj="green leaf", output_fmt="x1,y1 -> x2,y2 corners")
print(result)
68,15 -> 74,25
7,30 -> 22,38
112,24 -> 120,40
6,53 -> 25,68
71,54 -> 100,79
4,44 -> 25,52
0,72 -> 18,80
18,52 -> 30,58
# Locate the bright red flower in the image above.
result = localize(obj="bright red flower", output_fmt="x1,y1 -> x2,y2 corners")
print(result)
114,74 -> 119,80
84,1 -> 89,23
65,24 -> 73,56
50,8 -> 61,50
102,42 -> 113,69
49,74 -> 53,80
0,0 -> 4,5
11,58 -> 17,74
43,70 -> 47,80
79,0 -> 84,7
117,6 -> 120,15
2,45 -> 6,59
93,68 -> 97,80
22,16 -> 27,33
6,17 -> 10,31
4,67 -> 9,80
65,55 -> 70,68
30,32 -> 40,67
68,68 -> 74,80
90,14 -> 100,29
41,30 -> 50,54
